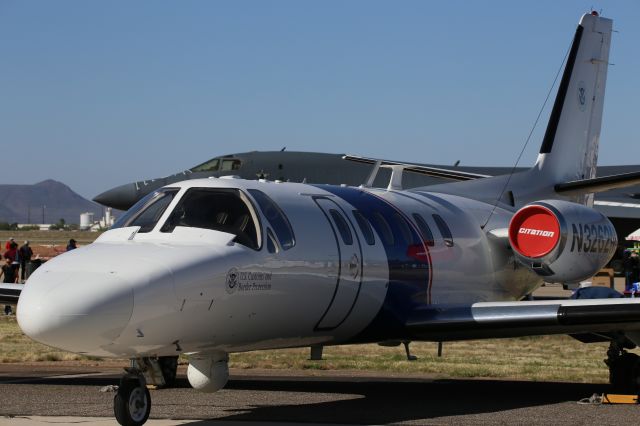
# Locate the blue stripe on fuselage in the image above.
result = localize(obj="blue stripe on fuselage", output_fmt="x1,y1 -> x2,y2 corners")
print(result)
314,185 -> 430,342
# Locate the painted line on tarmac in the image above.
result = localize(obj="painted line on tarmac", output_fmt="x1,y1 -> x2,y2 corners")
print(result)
0,417 -> 346,426
0,372 -> 114,384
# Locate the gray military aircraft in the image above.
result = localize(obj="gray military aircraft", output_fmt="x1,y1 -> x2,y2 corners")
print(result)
94,151 -> 640,241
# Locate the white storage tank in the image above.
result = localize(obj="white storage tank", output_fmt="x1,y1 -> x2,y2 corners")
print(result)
80,212 -> 94,230
105,208 -> 113,227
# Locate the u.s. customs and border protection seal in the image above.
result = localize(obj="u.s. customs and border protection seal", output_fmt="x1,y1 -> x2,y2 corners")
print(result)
226,267 -> 239,294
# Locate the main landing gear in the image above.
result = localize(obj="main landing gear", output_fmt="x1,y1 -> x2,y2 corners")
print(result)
113,356 -> 179,426
606,341 -> 640,393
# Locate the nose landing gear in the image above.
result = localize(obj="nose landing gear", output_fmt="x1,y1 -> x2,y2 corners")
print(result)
114,373 -> 151,426
113,356 -> 179,426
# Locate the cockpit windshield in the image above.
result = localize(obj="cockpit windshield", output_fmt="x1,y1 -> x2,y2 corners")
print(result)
190,157 -> 241,173
190,158 -> 219,172
111,188 -> 179,233
160,188 -> 260,250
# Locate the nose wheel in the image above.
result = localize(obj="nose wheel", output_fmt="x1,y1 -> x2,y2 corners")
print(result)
114,377 -> 151,426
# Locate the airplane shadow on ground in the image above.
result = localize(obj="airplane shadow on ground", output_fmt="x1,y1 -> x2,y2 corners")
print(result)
0,374 -> 612,423
190,377 -> 609,424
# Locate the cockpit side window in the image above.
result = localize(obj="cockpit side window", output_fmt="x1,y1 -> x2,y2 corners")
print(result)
111,188 -> 179,233
221,159 -> 241,171
160,188 -> 261,250
247,189 -> 295,251
190,158 -> 220,172
266,228 -> 279,254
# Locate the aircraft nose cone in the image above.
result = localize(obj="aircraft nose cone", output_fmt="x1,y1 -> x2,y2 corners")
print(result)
93,183 -> 139,210
18,270 -> 133,355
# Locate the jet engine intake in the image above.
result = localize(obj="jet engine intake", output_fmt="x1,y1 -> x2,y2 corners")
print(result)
508,200 -> 617,283
187,353 -> 229,393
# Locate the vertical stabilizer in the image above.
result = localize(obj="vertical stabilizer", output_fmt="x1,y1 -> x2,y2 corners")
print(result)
532,13 -> 612,203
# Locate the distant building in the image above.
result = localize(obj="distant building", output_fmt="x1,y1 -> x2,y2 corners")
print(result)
17,224 -> 52,231
85,208 -> 116,231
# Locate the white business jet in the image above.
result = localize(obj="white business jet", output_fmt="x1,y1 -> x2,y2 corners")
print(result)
16,12 -> 640,426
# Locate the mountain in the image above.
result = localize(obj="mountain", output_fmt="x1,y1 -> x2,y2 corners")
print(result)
0,180 -> 110,225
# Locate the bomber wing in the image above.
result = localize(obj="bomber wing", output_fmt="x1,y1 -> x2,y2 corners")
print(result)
343,154 -> 491,181
555,171 -> 640,196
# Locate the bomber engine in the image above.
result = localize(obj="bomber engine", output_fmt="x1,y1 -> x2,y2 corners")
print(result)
508,200 -> 617,284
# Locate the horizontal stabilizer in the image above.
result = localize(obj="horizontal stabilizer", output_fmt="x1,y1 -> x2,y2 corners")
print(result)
343,155 -> 490,181
406,299 -> 640,341
555,171 -> 640,196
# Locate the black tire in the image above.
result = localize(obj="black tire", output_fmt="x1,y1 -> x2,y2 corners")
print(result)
114,379 -> 151,426
158,356 -> 178,388
609,352 -> 640,393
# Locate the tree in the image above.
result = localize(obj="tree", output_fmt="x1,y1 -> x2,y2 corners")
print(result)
50,218 -> 68,231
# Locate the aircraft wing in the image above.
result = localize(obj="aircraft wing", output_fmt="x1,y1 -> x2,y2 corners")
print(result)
406,299 -> 640,341
343,155 -> 492,181
555,171 -> 640,196
0,283 -> 21,305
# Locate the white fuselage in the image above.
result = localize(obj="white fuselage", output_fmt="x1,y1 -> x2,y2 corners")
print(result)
18,178 -> 541,358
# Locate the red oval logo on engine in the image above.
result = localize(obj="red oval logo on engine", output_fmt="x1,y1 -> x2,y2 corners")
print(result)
509,205 -> 560,258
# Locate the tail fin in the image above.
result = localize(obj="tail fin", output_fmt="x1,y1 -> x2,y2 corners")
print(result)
412,13 -> 614,209
532,13 -> 612,189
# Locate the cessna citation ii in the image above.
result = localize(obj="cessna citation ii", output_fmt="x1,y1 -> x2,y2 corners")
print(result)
16,12 -> 640,426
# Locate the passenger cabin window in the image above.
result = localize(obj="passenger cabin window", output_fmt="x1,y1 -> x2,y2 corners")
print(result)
329,209 -> 353,245
247,189 -> 296,250
412,213 -> 435,246
353,210 -> 375,245
433,214 -> 454,247
111,188 -> 179,233
392,212 -> 414,246
370,211 -> 394,246
190,158 -> 220,172
160,188 -> 260,250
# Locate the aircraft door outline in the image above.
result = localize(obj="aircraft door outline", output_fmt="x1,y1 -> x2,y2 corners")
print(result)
312,196 -> 364,331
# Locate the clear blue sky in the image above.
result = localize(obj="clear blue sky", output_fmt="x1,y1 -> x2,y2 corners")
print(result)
1,1 -> 638,199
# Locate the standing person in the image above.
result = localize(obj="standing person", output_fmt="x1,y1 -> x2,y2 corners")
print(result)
5,237 -> 15,251
0,257 -> 17,283
18,241 -> 33,282
4,242 -> 17,264
623,250 -> 635,291
66,239 -> 77,251
6,241 -> 20,281
632,252 -> 640,288
0,257 -> 17,315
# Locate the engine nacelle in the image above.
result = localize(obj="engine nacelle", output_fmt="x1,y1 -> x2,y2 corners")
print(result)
508,200 -> 617,283
187,354 -> 229,393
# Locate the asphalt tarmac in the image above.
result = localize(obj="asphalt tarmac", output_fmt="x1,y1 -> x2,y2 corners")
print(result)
0,364 -> 639,425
